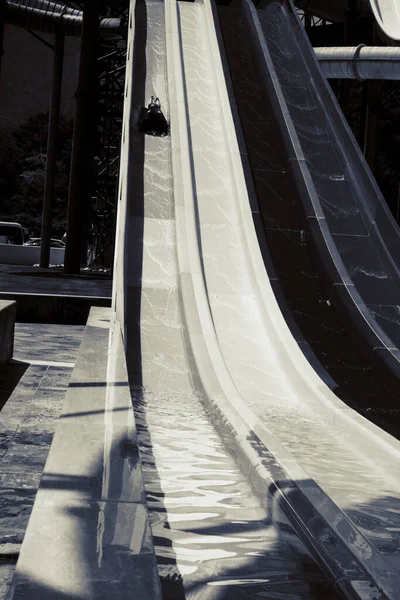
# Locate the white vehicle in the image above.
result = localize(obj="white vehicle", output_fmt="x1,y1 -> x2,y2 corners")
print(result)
0,223 -> 64,266
0,222 -> 28,245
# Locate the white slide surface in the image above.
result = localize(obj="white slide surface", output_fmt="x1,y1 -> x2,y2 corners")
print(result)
163,0 -> 400,584
114,0 -> 400,591
368,0 -> 400,43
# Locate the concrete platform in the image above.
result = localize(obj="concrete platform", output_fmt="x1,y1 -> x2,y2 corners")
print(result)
0,323 -> 85,600
5,309 -> 161,600
0,266 -> 111,324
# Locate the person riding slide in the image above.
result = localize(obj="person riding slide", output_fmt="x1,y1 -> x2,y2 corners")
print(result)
139,96 -> 168,136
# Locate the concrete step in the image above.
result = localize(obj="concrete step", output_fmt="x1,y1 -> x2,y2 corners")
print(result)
5,308 -> 161,600
0,324 -> 85,600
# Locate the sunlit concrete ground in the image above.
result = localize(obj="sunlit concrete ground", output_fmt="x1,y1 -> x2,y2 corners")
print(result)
0,323 -> 84,599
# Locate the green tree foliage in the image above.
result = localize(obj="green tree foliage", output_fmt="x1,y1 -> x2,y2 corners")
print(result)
0,112 -> 73,238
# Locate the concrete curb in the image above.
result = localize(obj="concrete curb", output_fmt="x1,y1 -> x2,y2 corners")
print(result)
165,0 -> 400,597
7,307 -> 162,600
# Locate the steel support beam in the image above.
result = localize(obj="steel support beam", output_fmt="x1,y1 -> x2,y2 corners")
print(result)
0,0 -> 5,76
40,30 -> 64,268
396,182 -> 400,225
363,79 -> 381,173
64,0 -> 100,274
337,0 -> 357,117
4,1 -> 123,39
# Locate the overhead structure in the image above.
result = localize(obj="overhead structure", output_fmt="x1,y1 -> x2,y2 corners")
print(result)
0,0 -> 128,270
293,0 -> 400,43
4,0 -> 124,37
89,0 -> 128,269
294,0 -> 353,23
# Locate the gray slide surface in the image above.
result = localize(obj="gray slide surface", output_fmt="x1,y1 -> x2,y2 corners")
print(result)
218,0 -> 400,578
251,0 -> 400,396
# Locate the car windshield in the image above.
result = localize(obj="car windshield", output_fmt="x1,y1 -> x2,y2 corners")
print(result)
0,225 -> 23,245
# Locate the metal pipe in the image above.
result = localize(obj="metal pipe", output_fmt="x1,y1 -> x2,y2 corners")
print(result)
5,1 -> 124,38
315,46 -> 400,80
15,0 -> 81,17
363,79 -> 380,172
40,30 -> 64,268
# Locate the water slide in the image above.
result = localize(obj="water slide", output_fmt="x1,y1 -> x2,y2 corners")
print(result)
110,0 -> 400,594
234,0 -> 400,398
368,0 -> 400,43
5,0 -> 400,596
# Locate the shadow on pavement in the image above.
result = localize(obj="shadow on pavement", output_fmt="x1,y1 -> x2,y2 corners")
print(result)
0,361 -> 29,411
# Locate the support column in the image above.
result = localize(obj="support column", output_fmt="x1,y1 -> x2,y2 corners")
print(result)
395,182 -> 400,225
0,0 -> 5,77
358,80 -> 368,148
40,31 -> 65,268
363,25 -> 382,175
64,0 -> 100,274
363,80 -> 381,174
338,0 -> 358,117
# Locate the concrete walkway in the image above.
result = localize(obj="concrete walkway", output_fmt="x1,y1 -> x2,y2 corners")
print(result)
0,324 -> 84,599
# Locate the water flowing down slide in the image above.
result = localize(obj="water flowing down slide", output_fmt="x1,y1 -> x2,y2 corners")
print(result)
111,0 -> 400,595
114,0 -> 330,596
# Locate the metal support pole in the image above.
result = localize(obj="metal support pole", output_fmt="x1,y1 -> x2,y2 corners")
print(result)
358,80 -> 368,147
40,31 -> 65,268
339,0 -> 358,116
64,0 -> 100,274
362,22 -> 381,175
363,80 -> 381,174
0,0 -> 6,77
396,182 -> 400,225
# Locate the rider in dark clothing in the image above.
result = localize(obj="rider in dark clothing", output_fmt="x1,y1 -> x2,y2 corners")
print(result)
139,96 -> 168,136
